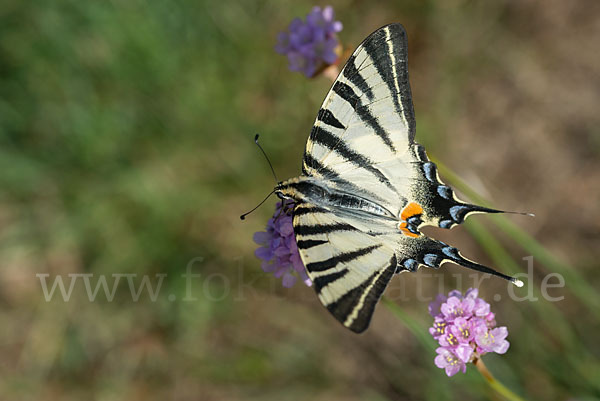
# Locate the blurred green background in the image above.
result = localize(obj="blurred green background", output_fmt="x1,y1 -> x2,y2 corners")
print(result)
1,0 -> 599,400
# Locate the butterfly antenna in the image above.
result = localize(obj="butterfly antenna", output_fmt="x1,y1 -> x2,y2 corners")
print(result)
240,190 -> 276,220
254,134 -> 279,182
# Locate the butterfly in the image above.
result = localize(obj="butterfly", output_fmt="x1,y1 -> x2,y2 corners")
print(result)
274,23 -> 524,333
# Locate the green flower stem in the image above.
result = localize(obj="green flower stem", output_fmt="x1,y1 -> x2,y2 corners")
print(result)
473,357 -> 527,401
381,296 -> 436,353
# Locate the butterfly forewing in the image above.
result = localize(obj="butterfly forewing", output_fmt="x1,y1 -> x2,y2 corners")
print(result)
304,24 -> 417,216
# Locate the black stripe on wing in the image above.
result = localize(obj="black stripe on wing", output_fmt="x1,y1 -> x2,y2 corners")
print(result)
326,255 -> 397,333
362,24 -> 416,141
294,223 -> 356,236
313,269 -> 349,294
331,81 -> 395,153
305,244 -> 381,273
292,203 -> 328,216
301,153 -> 388,204
296,239 -> 328,249
302,152 -> 325,175
343,54 -> 374,101
317,108 -> 345,130
309,126 -> 396,192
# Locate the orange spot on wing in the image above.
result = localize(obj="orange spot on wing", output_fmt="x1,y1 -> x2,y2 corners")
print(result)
400,202 -> 424,221
398,222 -> 419,238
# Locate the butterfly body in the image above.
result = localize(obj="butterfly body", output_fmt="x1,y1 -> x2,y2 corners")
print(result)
274,23 -> 521,333
276,177 -> 396,220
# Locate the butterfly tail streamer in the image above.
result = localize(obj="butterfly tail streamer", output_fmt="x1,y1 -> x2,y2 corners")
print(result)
462,203 -> 534,219
441,198 -> 533,228
441,246 -> 524,287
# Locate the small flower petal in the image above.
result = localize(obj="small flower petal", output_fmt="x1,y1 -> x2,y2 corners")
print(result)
464,288 -> 479,299
440,331 -> 460,348
474,298 -> 491,317
491,326 -> 509,342
450,317 -> 474,343
253,231 -> 271,245
254,246 -> 272,261
282,272 -> 297,288
428,293 -> 447,317
455,344 -> 474,363
273,246 -> 289,258
434,347 -> 466,377
279,221 -> 294,236
429,317 -> 448,339
322,6 -> 334,21
496,339 -> 510,354
261,260 -> 276,273
484,312 -> 496,328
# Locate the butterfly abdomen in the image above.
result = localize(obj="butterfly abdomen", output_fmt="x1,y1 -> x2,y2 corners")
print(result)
276,178 -> 394,219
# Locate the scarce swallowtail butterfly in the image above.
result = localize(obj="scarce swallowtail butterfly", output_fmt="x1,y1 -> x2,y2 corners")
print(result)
274,23 -> 524,333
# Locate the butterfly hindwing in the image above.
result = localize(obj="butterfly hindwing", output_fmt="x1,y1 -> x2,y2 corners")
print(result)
292,201 -> 507,333
293,202 -> 398,333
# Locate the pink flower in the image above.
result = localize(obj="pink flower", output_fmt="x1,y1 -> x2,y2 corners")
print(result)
429,288 -> 511,377
449,317 -> 475,343
475,326 -> 510,354
474,298 -> 491,317
464,288 -> 479,299
428,317 -> 448,340
441,296 -> 475,321
434,347 -> 467,377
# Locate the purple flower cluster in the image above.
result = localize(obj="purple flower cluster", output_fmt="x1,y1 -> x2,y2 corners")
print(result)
254,200 -> 311,288
429,288 -> 510,377
275,6 -> 343,77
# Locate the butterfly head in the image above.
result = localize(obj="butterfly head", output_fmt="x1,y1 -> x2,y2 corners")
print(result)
274,178 -> 299,201
274,176 -> 321,205
274,183 -> 289,200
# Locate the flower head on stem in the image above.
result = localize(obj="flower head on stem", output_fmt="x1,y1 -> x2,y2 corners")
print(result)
275,6 -> 343,78
429,288 -> 510,377
253,200 -> 311,288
